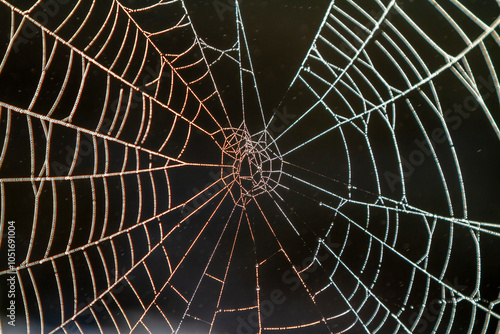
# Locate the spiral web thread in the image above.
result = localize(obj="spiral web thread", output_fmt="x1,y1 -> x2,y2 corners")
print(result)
0,0 -> 499,333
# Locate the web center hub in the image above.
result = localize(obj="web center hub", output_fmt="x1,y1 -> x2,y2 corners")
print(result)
220,126 -> 283,203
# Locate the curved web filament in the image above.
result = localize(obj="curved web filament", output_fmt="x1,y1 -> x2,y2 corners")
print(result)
0,0 -> 499,333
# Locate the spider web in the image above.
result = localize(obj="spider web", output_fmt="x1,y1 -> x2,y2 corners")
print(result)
0,0 -> 499,333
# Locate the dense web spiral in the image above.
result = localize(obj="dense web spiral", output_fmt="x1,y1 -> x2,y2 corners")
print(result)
0,0 -> 499,333
220,126 -> 283,202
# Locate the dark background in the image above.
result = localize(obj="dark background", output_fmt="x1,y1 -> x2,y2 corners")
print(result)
0,0 -> 499,333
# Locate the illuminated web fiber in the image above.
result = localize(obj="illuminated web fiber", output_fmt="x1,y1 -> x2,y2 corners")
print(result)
0,0 -> 499,333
